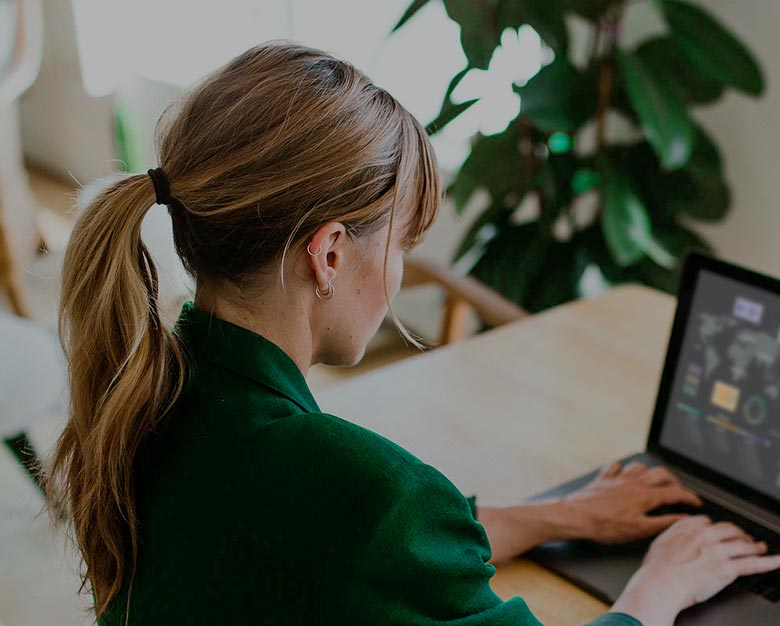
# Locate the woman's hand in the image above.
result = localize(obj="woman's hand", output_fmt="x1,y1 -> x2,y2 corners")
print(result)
611,515 -> 780,626
477,460 -> 703,562
563,460 -> 702,544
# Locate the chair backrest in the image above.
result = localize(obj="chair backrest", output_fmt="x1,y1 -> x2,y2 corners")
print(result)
401,258 -> 528,345
0,0 -> 43,104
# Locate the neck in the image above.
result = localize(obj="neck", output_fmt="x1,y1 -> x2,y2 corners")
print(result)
194,286 -> 315,378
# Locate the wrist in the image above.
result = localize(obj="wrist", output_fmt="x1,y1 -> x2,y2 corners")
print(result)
531,499 -> 588,542
611,585 -> 679,626
503,500 -> 586,546
534,498 -> 595,542
611,566 -> 684,626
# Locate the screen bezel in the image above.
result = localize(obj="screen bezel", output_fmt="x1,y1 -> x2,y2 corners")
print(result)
647,252 -> 780,515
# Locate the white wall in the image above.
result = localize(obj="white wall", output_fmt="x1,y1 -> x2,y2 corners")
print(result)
16,0 -> 780,328
693,0 -> 780,278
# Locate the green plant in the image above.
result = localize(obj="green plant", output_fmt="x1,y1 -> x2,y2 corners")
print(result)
394,0 -> 764,312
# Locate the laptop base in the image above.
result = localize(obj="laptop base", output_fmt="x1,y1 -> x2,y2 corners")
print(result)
526,453 -> 780,625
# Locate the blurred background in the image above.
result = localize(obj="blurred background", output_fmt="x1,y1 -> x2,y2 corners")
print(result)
0,1 -> 778,624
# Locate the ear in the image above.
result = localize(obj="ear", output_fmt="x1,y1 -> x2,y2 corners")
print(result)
305,222 -> 348,293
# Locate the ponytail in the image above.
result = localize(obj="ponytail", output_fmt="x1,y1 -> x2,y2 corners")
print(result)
48,174 -> 186,618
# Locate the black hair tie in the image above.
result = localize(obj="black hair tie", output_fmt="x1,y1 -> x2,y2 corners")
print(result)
147,167 -> 172,205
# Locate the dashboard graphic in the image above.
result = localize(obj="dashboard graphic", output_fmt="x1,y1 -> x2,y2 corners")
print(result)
660,270 -> 780,499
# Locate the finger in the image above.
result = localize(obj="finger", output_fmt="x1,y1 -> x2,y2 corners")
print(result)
716,539 -> 767,559
648,485 -> 702,509
641,466 -> 682,487
638,514 -> 688,536
622,462 -> 647,477
673,514 -> 712,529
599,461 -> 623,479
732,554 -> 780,578
699,521 -> 751,546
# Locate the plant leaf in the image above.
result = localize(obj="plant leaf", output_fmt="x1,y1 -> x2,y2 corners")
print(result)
572,221 -> 707,295
652,223 -> 714,259
661,0 -> 764,96
444,64 -> 473,102
469,222 -> 551,307
634,37 -> 724,104
392,0 -> 431,32
522,241 -> 580,312
617,49 -> 693,170
660,127 -> 730,221
571,168 -> 600,195
443,0 -> 501,70
426,100 -> 479,136
497,0 -> 569,54
539,154 -> 577,229
573,225 -> 620,284
514,58 -> 596,132
626,129 -> 730,222
426,65 -> 478,135
447,123 -> 529,212
600,158 -> 652,267
453,200 -> 515,265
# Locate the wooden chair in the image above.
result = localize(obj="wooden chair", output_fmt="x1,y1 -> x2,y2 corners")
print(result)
402,258 -> 529,346
0,0 -> 43,317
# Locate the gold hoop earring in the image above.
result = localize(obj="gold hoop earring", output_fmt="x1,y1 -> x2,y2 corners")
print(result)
307,243 -> 323,256
315,281 -> 335,300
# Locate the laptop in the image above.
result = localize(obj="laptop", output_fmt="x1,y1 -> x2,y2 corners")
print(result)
527,253 -> 780,625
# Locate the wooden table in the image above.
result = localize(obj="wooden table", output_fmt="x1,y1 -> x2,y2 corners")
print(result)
317,285 -> 677,626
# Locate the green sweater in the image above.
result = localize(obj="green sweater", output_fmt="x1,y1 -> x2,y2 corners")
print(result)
100,303 -> 641,626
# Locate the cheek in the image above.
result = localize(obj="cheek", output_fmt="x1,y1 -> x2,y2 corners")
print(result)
388,253 -> 404,298
354,239 -> 403,317
371,249 -> 403,304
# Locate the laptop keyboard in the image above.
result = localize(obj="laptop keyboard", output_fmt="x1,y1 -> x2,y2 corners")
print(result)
651,499 -> 780,603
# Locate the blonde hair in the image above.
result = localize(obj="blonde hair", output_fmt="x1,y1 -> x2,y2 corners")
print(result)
48,41 -> 440,620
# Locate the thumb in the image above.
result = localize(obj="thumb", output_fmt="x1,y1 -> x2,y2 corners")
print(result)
599,461 -> 622,479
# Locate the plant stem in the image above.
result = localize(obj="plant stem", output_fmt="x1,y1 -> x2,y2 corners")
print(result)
595,69 -> 613,150
588,17 -> 602,63
594,2 -> 627,151
590,2 -> 628,228
516,117 -> 544,229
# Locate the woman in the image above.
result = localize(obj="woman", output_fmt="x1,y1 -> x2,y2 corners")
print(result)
49,42 -> 780,626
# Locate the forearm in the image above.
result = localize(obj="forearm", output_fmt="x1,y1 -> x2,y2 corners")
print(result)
477,500 -> 586,562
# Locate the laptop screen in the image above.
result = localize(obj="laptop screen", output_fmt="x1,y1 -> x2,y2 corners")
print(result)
659,268 -> 780,502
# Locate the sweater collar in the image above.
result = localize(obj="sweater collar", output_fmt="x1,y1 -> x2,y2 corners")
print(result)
176,302 -> 320,413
